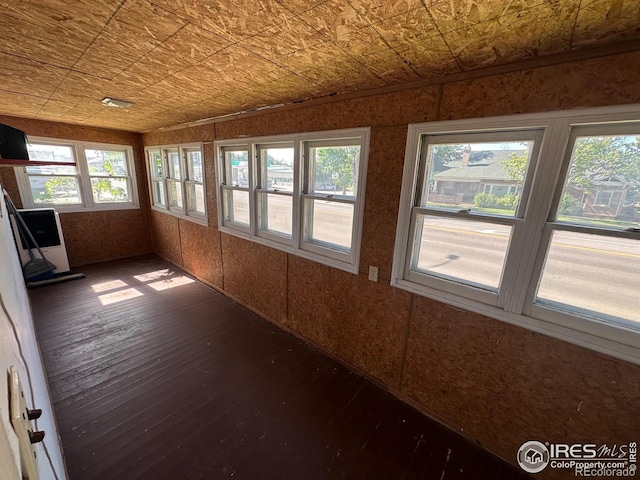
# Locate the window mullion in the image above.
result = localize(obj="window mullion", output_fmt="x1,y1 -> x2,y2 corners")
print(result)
248,142 -> 257,236
14,167 -> 35,208
292,139 -> 302,250
504,118 -> 572,314
162,151 -> 170,210
76,145 -> 94,208
180,147 -> 188,215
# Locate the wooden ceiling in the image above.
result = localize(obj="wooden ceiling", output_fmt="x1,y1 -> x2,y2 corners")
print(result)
1,0 -> 639,132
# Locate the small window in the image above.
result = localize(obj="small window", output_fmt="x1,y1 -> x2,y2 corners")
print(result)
85,148 -> 132,204
17,138 -> 138,211
164,148 -> 183,212
257,143 -> 294,240
185,148 -> 205,216
302,141 -> 361,258
220,146 -> 250,228
148,149 -> 165,206
25,143 -> 82,206
593,191 -> 612,206
531,128 -> 640,325
401,130 -> 541,302
145,143 -> 206,224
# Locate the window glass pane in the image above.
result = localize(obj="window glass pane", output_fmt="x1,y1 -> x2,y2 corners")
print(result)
149,150 -> 163,178
168,180 -> 183,209
166,149 -> 181,180
29,176 -> 81,205
223,148 -> 248,186
557,134 -> 640,228
412,215 -> 512,291
26,143 -> 74,163
152,180 -> 165,205
259,146 -> 294,192
223,189 -> 250,225
536,231 -> 639,324
309,145 -> 360,197
258,192 -> 292,236
187,183 -> 205,214
25,164 -> 77,175
188,150 -> 203,182
422,140 -> 535,217
85,149 -> 128,176
91,178 -> 131,203
305,198 -> 353,250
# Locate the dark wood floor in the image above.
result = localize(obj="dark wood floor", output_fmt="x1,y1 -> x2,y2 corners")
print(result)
30,255 -> 530,480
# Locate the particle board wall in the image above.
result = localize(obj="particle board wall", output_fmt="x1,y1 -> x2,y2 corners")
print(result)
221,234 -> 288,323
142,50 -> 640,477
179,219 -> 223,289
286,255 -> 412,388
0,115 -> 151,267
402,297 -> 640,475
149,210 -> 182,265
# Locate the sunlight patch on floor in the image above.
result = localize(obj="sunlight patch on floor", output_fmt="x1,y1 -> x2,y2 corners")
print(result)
98,288 -> 144,305
91,279 -> 128,293
147,276 -> 195,291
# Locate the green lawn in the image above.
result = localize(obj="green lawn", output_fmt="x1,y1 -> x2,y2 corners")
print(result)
428,202 -> 638,229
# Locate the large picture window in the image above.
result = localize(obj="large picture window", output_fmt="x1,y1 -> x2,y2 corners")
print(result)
145,143 -> 206,224
215,128 -> 369,273
15,138 -> 138,211
393,106 -> 640,363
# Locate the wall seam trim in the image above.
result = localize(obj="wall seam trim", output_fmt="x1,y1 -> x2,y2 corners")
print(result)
435,83 -> 444,121
396,293 -> 415,391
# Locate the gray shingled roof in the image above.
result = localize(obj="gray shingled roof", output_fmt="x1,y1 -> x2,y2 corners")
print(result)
433,150 -> 525,182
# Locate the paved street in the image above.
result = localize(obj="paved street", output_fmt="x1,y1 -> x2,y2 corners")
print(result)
418,217 -> 639,323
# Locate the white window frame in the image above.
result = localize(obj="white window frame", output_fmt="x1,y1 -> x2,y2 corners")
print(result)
255,140 -> 295,244
392,105 -> 640,365
15,136 -> 139,212
593,190 -> 613,206
145,143 -> 207,225
215,128 -> 370,273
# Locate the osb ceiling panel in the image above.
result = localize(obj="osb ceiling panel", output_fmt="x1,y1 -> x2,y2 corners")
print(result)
0,0 -> 639,132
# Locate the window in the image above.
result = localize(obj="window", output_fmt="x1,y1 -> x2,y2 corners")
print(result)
15,137 -> 138,211
215,128 -> 369,273
145,143 -> 206,224
529,126 -> 640,329
85,148 -> 133,204
593,191 -> 613,206
257,142 -> 294,238
393,106 -> 640,364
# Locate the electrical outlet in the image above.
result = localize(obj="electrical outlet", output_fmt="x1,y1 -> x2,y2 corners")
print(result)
368,266 -> 379,282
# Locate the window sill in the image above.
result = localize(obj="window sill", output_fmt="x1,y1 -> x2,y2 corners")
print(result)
220,224 -> 359,274
151,205 -> 208,226
390,277 -> 640,366
27,203 -> 140,214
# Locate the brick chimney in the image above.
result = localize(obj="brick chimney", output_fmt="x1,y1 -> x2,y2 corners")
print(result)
462,146 -> 471,167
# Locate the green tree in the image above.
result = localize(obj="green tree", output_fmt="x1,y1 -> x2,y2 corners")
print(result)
569,136 -> 640,203
470,150 -> 495,163
500,136 -> 640,209
500,152 -> 528,182
43,177 -> 77,201
314,146 -> 359,195
88,151 -> 128,201
431,144 -> 463,173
